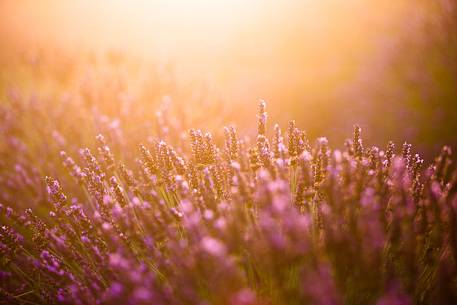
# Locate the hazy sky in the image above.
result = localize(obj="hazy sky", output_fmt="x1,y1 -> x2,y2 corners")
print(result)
0,0 -> 408,106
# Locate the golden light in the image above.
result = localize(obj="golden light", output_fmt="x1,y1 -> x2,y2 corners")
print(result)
1,0 -> 409,113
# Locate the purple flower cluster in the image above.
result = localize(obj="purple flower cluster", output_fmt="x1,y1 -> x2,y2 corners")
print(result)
1,101 -> 457,305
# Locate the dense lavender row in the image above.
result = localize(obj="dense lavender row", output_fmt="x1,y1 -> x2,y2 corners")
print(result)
1,101 -> 456,305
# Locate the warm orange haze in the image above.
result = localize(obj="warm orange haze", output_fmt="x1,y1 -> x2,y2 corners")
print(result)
1,1 -> 457,305
3,0 -> 453,154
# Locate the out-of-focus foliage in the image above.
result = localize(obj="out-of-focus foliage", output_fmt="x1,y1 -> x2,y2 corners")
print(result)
343,0 -> 457,157
1,1 -> 456,158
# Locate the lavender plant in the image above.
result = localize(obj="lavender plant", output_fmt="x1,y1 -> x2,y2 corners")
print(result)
1,101 -> 457,305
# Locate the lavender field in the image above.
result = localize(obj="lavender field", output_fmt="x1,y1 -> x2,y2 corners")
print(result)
1,1 -> 457,304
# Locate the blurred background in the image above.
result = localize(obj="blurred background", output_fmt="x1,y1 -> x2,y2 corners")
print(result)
1,0 -> 456,160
